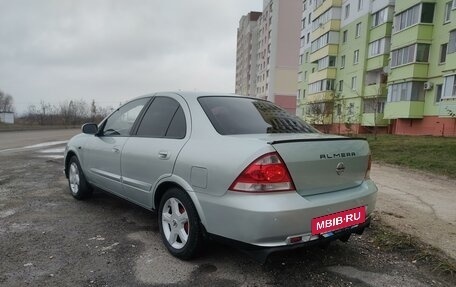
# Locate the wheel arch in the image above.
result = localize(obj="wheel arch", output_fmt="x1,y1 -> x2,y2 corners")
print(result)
153,178 -> 207,227
64,150 -> 78,178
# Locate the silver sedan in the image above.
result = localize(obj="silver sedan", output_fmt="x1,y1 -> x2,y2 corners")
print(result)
64,92 -> 377,261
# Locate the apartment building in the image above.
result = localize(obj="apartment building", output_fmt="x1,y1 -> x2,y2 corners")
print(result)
299,0 -> 394,134
235,12 -> 262,97
385,0 -> 456,136
236,0 -> 302,114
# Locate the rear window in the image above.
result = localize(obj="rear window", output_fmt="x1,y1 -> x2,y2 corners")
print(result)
198,96 -> 318,135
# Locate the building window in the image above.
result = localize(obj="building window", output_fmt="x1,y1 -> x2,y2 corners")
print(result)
305,52 -> 309,63
309,79 -> 336,93
312,7 -> 335,31
364,98 -> 385,113
453,0 -> 456,9
317,56 -> 337,70
299,54 -> 303,64
307,32 -> 310,44
304,71 -> 307,80
445,1 -> 452,23
368,38 -> 390,57
355,22 -> 361,38
449,30 -> 456,54
311,31 -> 339,53
298,72 -> 303,82
351,76 -> 357,90
301,36 -> 305,47
391,44 -> 430,67
443,75 -> 456,99
345,4 -> 350,19
353,50 -> 359,64
308,14 -> 311,24
302,18 -> 306,29
341,55 -> 346,68
440,44 -> 448,64
393,3 -> 435,32
435,84 -> 443,103
372,7 -> 390,28
387,82 -> 425,102
342,30 -> 347,43
339,80 -> 344,91
358,0 -> 363,11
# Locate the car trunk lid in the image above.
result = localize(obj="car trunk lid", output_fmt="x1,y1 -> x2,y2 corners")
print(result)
269,135 -> 370,197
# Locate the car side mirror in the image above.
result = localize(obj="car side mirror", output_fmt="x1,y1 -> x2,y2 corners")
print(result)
82,123 -> 99,135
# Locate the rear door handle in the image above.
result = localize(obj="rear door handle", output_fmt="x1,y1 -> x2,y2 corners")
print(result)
158,151 -> 170,159
112,147 -> 120,153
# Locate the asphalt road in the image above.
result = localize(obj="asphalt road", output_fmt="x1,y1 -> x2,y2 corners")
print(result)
0,129 -> 454,286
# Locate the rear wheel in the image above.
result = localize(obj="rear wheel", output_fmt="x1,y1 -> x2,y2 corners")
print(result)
68,156 -> 92,200
158,188 -> 202,260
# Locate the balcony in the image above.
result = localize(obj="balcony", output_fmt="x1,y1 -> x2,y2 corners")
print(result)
438,99 -> 456,117
306,91 -> 335,103
313,0 -> 342,19
311,20 -> 341,40
391,24 -> 433,50
309,44 -> 339,63
389,63 -> 429,82
361,113 -> 389,126
363,84 -> 387,97
308,68 -> 337,83
444,52 -> 456,73
366,55 -> 389,71
384,101 -> 425,119
369,22 -> 393,42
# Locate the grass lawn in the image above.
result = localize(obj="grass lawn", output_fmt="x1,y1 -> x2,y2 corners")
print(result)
365,134 -> 456,179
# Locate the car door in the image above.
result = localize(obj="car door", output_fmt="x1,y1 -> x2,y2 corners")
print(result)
84,97 -> 150,196
120,94 -> 189,208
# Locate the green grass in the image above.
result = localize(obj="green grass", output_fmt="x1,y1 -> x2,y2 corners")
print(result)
365,134 -> 456,179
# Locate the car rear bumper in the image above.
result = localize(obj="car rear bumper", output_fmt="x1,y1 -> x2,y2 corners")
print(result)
209,217 -> 371,262
196,180 -> 377,248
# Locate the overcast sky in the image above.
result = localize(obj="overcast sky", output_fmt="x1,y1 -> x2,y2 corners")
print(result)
0,0 -> 262,114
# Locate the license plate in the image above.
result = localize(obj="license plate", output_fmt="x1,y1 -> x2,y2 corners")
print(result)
311,206 -> 366,235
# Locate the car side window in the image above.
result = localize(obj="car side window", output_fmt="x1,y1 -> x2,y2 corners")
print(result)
102,98 -> 149,136
136,97 -> 186,138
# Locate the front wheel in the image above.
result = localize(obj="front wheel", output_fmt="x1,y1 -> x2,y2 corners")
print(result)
158,188 -> 203,260
68,156 -> 92,200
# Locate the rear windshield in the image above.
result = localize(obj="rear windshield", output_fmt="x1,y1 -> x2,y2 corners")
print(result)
198,96 -> 318,135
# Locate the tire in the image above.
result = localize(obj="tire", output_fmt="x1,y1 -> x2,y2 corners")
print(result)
158,188 -> 203,260
67,156 -> 92,200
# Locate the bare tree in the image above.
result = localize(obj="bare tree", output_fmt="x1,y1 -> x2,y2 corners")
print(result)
306,101 -> 333,133
0,90 -> 14,112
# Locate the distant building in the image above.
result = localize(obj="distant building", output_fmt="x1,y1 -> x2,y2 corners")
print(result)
236,11 -> 262,97
0,112 -> 14,124
236,0 -> 302,114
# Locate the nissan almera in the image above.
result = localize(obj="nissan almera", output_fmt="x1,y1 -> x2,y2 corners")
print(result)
64,92 -> 377,261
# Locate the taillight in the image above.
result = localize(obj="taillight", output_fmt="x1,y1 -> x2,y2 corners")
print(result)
229,152 -> 295,192
365,154 -> 372,179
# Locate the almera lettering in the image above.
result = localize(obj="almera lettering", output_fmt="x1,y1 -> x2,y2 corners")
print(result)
320,152 -> 356,159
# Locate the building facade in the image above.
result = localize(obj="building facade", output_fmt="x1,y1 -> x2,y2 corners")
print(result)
235,12 -> 262,97
299,0 -> 394,134
236,0 -> 302,114
298,0 -> 456,136
385,0 -> 456,136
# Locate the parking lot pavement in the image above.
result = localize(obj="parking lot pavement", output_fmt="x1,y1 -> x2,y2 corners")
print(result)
0,130 -> 455,286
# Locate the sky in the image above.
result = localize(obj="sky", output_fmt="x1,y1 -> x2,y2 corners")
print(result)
0,0 -> 262,114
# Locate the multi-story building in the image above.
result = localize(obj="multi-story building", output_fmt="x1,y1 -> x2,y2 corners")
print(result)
384,0 -> 456,136
299,0 -> 456,136
236,0 -> 302,114
299,0 -> 394,134
235,12 -> 262,97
